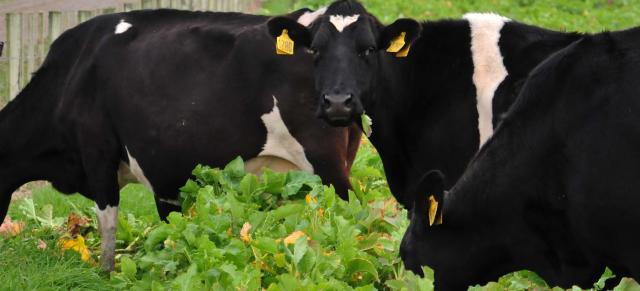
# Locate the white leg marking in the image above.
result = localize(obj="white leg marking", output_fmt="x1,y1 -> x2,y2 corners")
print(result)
125,147 -> 155,192
329,15 -> 360,32
115,19 -> 132,34
297,7 -> 327,27
464,13 -> 510,146
95,204 -> 118,270
259,96 -> 314,173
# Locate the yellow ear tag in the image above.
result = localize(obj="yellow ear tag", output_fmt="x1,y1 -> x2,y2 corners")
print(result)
396,44 -> 411,58
276,29 -> 294,55
428,195 -> 439,227
386,32 -> 406,53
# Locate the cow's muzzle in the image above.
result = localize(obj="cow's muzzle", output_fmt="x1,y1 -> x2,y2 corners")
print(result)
321,93 -> 360,126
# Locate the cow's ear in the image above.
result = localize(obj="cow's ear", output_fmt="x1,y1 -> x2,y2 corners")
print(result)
412,170 -> 445,227
380,19 -> 422,58
267,16 -> 312,52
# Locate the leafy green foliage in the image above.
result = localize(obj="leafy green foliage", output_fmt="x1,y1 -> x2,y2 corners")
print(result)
109,157 -> 417,290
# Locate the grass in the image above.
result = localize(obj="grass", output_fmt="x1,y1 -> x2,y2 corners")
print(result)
2,184 -> 157,291
0,229 -> 111,291
263,0 -> 640,32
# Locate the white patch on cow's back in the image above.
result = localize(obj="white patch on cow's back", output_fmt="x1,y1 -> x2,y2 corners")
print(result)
125,147 -> 154,192
329,15 -> 360,32
464,13 -> 510,146
297,7 -> 327,27
259,96 -> 314,173
115,19 -> 132,34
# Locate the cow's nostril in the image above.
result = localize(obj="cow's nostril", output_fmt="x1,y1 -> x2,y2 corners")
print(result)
323,95 -> 331,107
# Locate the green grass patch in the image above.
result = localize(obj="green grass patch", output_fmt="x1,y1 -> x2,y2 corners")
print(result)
262,0 -> 640,32
0,229 -> 111,291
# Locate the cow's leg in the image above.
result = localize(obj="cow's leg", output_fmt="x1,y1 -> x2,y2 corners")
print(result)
95,202 -> 118,271
155,196 -> 181,221
81,148 -> 120,271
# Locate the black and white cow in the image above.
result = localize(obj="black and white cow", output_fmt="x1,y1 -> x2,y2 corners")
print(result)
267,0 -> 581,209
402,27 -> 640,290
0,9 -> 361,270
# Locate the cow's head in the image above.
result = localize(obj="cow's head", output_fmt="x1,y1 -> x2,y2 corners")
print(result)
400,170 -> 447,274
267,0 -> 421,126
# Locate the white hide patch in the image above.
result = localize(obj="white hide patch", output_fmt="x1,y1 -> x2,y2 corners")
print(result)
297,7 -> 327,27
96,205 -> 118,232
259,96 -> 314,173
158,198 -> 181,206
115,19 -> 132,34
329,15 -> 360,32
95,204 -> 118,266
464,13 -> 510,146
125,147 -> 154,192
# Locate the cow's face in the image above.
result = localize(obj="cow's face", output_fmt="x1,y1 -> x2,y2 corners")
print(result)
268,4 -> 421,126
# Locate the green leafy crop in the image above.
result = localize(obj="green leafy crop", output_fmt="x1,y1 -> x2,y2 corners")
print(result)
109,157 -> 429,290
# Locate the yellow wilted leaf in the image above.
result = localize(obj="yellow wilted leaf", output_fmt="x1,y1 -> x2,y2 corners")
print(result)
240,222 -> 252,243
59,235 -> 91,262
284,230 -> 307,245
0,216 -> 24,237
305,194 -> 317,204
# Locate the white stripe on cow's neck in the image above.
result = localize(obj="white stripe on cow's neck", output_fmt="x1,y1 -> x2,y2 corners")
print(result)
259,96 -> 314,173
329,15 -> 360,32
297,7 -> 327,27
115,19 -> 132,34
125,147 -> 154,192
464,13 -> 510,147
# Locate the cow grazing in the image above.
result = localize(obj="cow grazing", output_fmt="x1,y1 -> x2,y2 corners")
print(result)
0,41 -> 4,57
401,27 -> 640,289
0,9 -> 360,270
267,0 -> 581,210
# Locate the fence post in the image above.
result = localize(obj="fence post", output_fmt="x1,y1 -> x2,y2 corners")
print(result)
159,0 -> 171,8
7,13 -> 21,100
78,10 -> 93,23
25,13 -> 37,86
141,0 -> 156,9
37,12 -> 46,66
48,11 -> 62,47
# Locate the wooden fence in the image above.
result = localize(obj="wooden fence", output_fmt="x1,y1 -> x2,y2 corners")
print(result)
2,0 -> 260,102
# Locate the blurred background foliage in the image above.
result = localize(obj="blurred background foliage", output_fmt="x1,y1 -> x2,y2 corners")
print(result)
262,0 -> 640,32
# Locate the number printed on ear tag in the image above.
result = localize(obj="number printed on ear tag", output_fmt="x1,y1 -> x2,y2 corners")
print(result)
276,29 -> 294,55
386,32 -> 406,53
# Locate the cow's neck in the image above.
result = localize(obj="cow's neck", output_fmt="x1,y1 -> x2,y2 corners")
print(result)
366,19 -> 582,208
366,19 -> 478,207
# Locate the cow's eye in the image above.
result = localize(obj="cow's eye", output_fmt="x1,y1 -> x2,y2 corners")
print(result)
360,46 -> 376,57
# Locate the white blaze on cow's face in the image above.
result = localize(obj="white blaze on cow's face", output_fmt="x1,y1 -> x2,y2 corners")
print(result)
464,13 -> 511,147
115,19 -> 132,34
258,96 -> 314,173
297,7 -> 327,27
329,14 -> 360,32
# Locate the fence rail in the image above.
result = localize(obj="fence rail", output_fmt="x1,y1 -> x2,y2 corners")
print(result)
2,0 -> 259,102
